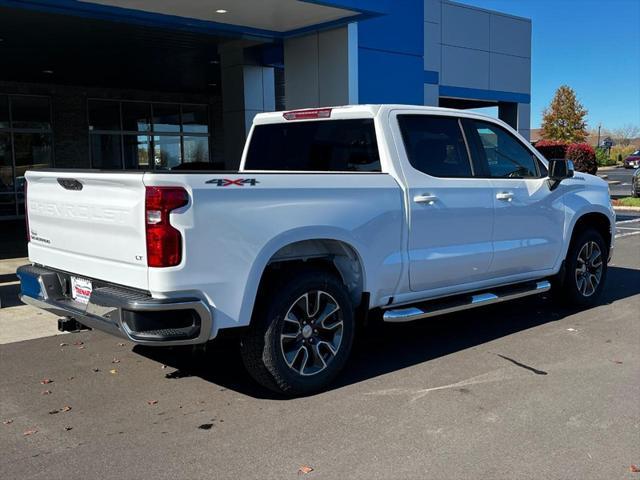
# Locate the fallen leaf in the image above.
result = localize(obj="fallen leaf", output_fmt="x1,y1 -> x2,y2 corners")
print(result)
59,343 -> 68,347
77,346 -> 85,350
3,419 -> 13,425
298,465 -> 314,475
161,365 -> 167,369
67,376 -> 74,381
612,360 -> 623,364
147,400 -> 158,406
64,426 -> 73,431
73,341 -> 84,346
40,379 -> 53,385
566,328 -> 577,332
61,406 -> 72,412
23,429 -> 37,436
198,423 -> 213,430
49,410 -> 60,415
630,465 -> 640,473
112,358 -> 121,364
41,390 -> 52,395
117,343 -> 125,347
109,369 -> 118,374
92,368 -> 100,372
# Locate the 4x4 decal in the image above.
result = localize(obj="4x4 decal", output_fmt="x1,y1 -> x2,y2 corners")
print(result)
206,178 -> 260,187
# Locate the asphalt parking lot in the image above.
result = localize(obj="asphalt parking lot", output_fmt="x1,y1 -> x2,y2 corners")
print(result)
1,217 -> 639,480
606,167 -> 636,198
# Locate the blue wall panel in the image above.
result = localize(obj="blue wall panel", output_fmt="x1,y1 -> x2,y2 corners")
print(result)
357,0 -> 424,104
357,0 -> 423,56
358,48 -> 424,105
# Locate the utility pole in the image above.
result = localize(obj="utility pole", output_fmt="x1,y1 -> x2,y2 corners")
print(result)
597,123 -> 601,148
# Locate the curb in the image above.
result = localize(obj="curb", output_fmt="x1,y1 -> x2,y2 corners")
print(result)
613,206 -> 640,212
598,166 -> 623,171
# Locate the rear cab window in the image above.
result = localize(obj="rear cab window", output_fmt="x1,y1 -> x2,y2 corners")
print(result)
245,119 -> 381,172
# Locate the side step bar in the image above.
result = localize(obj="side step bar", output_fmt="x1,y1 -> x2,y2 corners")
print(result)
383,280 -> 551,323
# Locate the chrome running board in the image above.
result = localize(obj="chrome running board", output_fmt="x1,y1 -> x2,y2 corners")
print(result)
383,280 -> 551,323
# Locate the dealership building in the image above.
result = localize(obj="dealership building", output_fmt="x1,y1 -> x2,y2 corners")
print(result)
0,0 -> 531,220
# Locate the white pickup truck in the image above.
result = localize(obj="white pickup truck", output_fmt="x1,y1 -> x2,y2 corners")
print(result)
18,105 -> 615,395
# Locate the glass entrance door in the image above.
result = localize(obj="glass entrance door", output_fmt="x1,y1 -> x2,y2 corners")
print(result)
0,95 -> 53,219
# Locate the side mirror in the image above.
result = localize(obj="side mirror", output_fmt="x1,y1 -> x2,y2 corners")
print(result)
548,159 -> 574,190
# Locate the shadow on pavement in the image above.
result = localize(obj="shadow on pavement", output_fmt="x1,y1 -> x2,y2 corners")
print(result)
0,220 -> 28,260
0,282 -> 22,308
135,265 -> 640,400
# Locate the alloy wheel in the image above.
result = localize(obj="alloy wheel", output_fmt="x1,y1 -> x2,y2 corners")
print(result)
279,290 -> 344,376
574,241 -> 603,297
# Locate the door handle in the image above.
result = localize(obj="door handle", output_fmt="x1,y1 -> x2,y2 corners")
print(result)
414,194 -> 438,204
496,192 -> 514,201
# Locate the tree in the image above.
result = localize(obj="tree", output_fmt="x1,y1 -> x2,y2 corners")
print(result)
540,85 -> 588,143
611,124 -> 640,146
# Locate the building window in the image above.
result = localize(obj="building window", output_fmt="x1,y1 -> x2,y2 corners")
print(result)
0,94 -> 53,219
88,100 -> 210,170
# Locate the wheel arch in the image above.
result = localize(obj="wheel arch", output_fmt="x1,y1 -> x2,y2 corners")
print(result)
569,211 -> 613,253
239,228 -> 369,328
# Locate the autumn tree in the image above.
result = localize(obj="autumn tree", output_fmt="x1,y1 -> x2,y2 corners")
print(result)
541,85 -> 588,143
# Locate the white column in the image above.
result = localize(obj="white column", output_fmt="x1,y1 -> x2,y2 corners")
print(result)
220,44 -> 275,168
283,24 -> 358,109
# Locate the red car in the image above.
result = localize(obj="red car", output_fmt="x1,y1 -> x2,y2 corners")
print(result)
624,150 -> 640,169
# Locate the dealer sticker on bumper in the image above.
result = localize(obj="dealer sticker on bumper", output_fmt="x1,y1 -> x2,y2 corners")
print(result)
71,276 -> 92,305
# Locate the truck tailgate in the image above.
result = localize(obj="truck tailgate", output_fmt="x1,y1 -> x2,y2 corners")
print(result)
25,170 -> 148,290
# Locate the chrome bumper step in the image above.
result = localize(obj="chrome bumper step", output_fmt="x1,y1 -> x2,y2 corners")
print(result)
383,280 -> 551,323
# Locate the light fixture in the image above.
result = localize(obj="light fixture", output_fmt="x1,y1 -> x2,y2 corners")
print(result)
215,9 -> 228,14
42,69 -> 54,74
209,59 -> 219,65
208,83 -> 217,87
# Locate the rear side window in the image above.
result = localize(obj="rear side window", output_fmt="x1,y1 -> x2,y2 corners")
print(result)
471,120 -> 540,178
397,115 -> 472,178
244,119 -> 380,171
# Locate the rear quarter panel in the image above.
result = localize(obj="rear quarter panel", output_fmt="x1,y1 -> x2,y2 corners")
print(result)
143,172 -> 404,336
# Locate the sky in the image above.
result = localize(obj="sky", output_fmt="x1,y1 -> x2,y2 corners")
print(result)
460,0 -> 640,131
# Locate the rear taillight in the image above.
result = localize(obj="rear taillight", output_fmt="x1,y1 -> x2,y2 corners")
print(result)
25,180 -> 29,242
145,186 -> 189,268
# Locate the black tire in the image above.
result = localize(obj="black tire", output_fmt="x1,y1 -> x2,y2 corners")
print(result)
554,228 -> 608,307
240,269 -> 355,396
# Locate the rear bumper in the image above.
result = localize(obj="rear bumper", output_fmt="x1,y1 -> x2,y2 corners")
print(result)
16,265 -> 213,346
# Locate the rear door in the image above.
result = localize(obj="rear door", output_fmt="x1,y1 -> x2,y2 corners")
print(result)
465,119 -> 565,276
26,170 -> 149,289
391,112 -> 495,292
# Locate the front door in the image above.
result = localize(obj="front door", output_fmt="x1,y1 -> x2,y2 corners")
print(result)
391,112 -> 495,292
467,119 -> 565,277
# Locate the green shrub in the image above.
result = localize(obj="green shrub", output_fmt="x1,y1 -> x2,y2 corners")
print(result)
595,148 -> 616,166
567,143 -> 597,175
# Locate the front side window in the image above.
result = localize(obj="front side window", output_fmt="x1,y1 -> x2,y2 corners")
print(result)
472,121 -> 539,178
245,119 -> 380,172
398,115 -> 472,178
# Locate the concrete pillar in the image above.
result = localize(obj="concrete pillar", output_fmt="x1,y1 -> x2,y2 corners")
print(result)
283,24 -> 358,109
499,101 -> 531,140
220,44 -> 275,168
517,102 -> 531,141
498,102 -> 518,130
